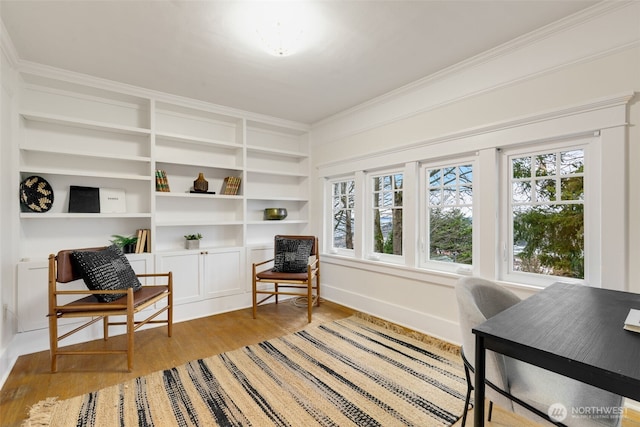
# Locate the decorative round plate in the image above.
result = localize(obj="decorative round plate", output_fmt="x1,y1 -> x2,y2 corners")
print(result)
20,175 -> 54,212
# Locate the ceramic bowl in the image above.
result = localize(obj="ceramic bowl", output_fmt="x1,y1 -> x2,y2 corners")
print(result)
264,208 -> 288,220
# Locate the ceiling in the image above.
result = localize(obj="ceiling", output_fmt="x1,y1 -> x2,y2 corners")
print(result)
1,0 -> 599,124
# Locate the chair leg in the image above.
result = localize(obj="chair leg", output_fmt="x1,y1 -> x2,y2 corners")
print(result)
307,280 -> 312,323
275,283 -> 279,304
126,315 -> 134,372
126,293 -> 134,372
103,315 -> 109,340
488,400 -> 494,422
461,360 -> 473,427
167,295 -> 173,338
316,267 -> 321,307
252,265 -> 258,319
49,314 -> 58,373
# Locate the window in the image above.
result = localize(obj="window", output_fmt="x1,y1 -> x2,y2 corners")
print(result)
425,163 -> 473,267
331,179 -> 355,251
508,146 -> 585,279
371,172 -> 403,256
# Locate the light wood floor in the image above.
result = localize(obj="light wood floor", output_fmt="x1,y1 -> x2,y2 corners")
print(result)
1,301 -> 638,427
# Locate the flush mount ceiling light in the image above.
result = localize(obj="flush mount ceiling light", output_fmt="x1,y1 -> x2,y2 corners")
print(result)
256,19 -> 304,57
232,1 -> 320,57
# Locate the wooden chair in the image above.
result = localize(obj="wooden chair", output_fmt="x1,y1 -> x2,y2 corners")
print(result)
252,235 -> 320,323
48,247 -> 173,372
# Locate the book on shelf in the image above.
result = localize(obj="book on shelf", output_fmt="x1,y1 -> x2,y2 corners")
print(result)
624,308 -> 640,333
134,228 -> 151,253
221,176 -> 241,195
146,227 -> 151,252
155,170 -> 171,192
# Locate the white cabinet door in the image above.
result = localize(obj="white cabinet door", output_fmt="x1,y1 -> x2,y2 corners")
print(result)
17,261 -> 50,332
202,248 -> 244,299
155,252 -> 201,305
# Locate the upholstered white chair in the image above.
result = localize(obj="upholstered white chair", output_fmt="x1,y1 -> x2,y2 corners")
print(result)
455,276 -> 622,427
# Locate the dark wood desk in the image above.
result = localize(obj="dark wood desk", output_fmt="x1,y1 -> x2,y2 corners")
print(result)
472,282 -> 640,427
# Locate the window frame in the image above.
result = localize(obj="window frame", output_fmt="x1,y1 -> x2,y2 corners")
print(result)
366,168 -> 405,264
499,136 -> 597,287
419,156 -> 477,274
327,176 -> 356,257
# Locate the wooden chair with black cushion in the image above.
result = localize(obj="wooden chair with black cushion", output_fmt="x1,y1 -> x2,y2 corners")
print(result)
48,245 -> 173,372
252,235 -> 320,323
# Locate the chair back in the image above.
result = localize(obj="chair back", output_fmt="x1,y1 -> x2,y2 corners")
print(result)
274,235 -> 317,257
55,247 -> 105,283
455,276 -> 521,410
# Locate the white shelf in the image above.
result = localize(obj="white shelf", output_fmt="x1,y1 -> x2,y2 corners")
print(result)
246,145 -> 308,159
155,192 -> 217,198
155,192 -> 306,201
156,131 -> 241,149
246,196 -> 309,202
155,158 -> 243,171
155,219 -> 244,227
20,146 -> 151,163
20,212 -> 152,219
20,111 -> 151,136
245,168 -> 307,177
246,220 -> 309,225
19,167 -> 152,181
155,192 -> 241,199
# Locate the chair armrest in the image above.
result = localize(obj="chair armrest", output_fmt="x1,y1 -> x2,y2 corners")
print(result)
253,258 -> 275,268
136,272 -> 171,278
54,289 -> 133,296
136,272 -> 173,293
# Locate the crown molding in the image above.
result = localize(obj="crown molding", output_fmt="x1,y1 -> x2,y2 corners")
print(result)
311,1 -> 640,145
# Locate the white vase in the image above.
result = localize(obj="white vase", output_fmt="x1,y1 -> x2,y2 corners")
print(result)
186,240 -> 199,250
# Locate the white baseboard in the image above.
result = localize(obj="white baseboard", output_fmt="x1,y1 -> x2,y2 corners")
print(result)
0,343 -> 16,391
322,283 -> 461,346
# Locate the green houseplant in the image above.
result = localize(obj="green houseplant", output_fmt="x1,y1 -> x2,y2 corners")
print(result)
110,234 -> 138,254
184,233 -> 202,250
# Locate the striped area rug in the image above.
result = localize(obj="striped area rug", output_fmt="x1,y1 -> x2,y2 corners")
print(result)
25,316 -> 468,427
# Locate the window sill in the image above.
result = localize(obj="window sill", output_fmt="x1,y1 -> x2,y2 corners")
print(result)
322,253 -> 462,288
321,252 -> 546,294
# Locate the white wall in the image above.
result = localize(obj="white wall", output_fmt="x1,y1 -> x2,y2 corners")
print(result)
310,3 -> 640,344
0,31 -> 19,385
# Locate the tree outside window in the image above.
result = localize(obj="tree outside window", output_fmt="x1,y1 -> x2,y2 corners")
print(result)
427,164 -> 473,265
510,148 -> 584,278
372,173 -> 403,255
332,179 -> 355,250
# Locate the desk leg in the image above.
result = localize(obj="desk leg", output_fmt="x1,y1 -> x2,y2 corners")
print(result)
474,334 -> 486,427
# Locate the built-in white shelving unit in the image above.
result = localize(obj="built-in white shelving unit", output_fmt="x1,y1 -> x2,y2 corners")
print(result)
15,73 -> 310,329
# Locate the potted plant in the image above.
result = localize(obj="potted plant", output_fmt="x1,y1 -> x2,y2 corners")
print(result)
110,234 -> 138,254
184,233 -> 203,250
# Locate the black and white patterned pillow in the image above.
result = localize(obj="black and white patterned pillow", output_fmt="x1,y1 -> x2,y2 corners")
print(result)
71,244 -> 142,303
273,237 -> 314,273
